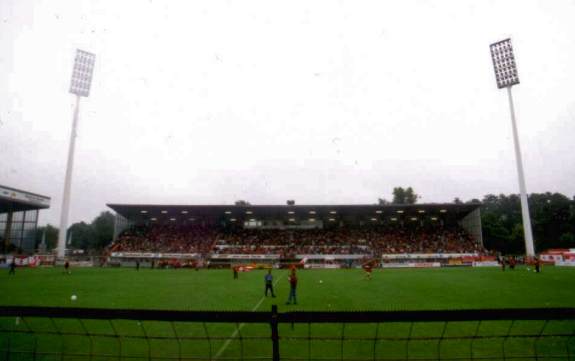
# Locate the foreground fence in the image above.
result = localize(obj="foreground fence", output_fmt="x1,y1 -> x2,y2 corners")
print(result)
1,306 -> 574,361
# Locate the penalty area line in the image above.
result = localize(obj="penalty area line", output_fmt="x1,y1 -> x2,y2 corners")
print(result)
214,271 -> 286,359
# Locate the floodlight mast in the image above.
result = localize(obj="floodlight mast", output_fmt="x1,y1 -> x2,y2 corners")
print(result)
57,49 -> 95,259
490,38 -> 535,257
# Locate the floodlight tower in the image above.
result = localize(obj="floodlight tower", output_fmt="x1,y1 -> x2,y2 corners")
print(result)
489,38 -> 535,257
57,49 -> 96,258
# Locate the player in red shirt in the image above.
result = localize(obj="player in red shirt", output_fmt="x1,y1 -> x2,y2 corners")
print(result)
509,257 -> 516,270
534,257 -> 542,273
286,270 -> 298,305
362,260 -> 374,280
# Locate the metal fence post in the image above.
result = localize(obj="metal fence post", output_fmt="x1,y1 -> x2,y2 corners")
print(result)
271,305 -> 280,361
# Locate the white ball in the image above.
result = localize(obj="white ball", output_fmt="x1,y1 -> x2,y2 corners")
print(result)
319,280 -> 323,284
71,295 -> 77,301
526,268 -> 531,271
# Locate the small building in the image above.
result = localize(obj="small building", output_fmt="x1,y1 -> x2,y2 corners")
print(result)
0,185 -> 51,253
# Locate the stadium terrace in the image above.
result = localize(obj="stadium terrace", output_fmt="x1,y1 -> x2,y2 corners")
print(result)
107,203 -> 488,268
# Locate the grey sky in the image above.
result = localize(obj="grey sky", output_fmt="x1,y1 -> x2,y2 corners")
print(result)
1,0 -> 574,227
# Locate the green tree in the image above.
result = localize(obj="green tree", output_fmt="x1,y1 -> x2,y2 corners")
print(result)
405,187 -> 418,204
509,223 -> 526,253
35,224 -> 59,250
465,198 -> 482,204
479,192 -> 575,254
68,222 -> 95,249
529,192 -> 572,249
91,211 -> 115,249
392,187 -> 418,205
234,200 -> 251,206
559,233 -> 574,248
480,194 -> 523,254
481,212 -> 512,252
66,211 -> 115,250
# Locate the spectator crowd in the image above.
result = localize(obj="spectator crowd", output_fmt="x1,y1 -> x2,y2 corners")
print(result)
110,224 -> 485,257
110,225 -> 216,255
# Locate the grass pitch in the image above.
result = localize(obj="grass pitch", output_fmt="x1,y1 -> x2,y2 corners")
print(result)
3,266 -> 575,310
1,266 -> 574,360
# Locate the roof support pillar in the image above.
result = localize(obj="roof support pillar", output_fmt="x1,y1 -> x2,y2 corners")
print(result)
3,211 -> 13,253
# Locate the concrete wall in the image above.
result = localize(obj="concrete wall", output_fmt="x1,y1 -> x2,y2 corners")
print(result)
458,207 -> 483,246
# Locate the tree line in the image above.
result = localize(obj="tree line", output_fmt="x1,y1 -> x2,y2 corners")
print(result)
479,192 -> 575,253
36,211 -> 115,252
36,188 -> 575,254
380,186 -> 575,254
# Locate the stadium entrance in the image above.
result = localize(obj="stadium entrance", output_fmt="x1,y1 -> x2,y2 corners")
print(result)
107,203 -> 486,268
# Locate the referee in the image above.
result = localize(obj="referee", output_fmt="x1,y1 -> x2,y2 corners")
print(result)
264,270 -> 276,297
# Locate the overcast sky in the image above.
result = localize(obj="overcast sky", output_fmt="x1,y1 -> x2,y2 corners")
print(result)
1,0 -> 574,227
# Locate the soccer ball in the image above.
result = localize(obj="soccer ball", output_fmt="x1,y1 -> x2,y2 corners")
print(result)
71,295 -> 77,301
319,280 -> 323,284
526,267 -> 531,271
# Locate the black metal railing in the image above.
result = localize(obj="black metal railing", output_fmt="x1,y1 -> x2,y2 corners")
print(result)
1,306 -> 574,360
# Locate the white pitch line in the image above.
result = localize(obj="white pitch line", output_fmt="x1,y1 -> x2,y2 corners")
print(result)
214,271 -> 286,359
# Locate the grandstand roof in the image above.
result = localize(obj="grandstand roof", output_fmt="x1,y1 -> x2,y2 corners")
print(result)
0,185 -> 51,214
107,203 -> 480,224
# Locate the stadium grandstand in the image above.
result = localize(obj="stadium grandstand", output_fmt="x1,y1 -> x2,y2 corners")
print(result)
0,185 -> 50,254
106,203 -> 491,268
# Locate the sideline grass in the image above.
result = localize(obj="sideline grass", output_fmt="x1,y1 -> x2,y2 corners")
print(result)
1,266 -> 574,360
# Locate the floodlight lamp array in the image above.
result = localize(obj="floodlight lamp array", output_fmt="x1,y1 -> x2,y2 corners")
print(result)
490,39 -> 519,89
70,49 -> 96,97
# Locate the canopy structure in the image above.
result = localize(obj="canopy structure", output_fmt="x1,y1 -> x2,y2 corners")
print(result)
1,185 -> 51,252
108,203 -> 478,223
107,202 -> 483,245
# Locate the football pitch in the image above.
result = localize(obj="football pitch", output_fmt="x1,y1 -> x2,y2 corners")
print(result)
1,266 -> 575,360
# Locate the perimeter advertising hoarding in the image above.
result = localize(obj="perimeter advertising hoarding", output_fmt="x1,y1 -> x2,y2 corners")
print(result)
381,253 -> 477,259
110,252 -> 199,259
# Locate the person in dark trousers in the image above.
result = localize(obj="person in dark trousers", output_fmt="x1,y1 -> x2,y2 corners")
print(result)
233,266 -> 239,279
535,257 -> 542,273
509,257 -> 516,270
136,260 -> 140,271
500,257 -> 506,271
8,259 -> 16,275
264,270 -> 276,297
363,261 -> 374,280
64,261 -> 71,275
286,270 -> 298,305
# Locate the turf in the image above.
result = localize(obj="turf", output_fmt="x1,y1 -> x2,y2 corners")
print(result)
1,266 -> 574,360
3,266 -> 575,310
